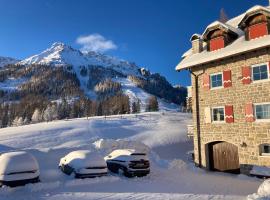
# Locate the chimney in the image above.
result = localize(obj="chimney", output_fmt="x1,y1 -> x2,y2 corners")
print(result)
190,34 -> 203,54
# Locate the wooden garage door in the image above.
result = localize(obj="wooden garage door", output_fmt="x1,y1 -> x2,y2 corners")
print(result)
212,142 -> 240,173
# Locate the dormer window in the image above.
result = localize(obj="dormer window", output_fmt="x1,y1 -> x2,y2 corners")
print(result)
202,21 -> 238,52
210,36 -> 224,51
238,7 -> 270,40
246,14 -> 269,40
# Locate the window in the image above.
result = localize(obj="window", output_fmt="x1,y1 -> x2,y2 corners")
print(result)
210,37 -> 225,51
210,73 -> 223,88
260,144 -> 270,156
211,107 -> 225,122
248,23 -> 268,40
255,103 -> 270,120
252,64 -> 269,81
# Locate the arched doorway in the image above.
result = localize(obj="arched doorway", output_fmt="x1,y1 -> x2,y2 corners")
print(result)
208,141 -> 240,174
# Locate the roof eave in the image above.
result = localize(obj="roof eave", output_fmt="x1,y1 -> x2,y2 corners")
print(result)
175,43 -> 270,71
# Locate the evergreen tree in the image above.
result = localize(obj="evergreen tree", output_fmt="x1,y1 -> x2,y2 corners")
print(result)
132,100 -> 141,114
146,96 -> 159,112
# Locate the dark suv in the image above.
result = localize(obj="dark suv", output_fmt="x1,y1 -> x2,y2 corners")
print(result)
105,149 -> 150,177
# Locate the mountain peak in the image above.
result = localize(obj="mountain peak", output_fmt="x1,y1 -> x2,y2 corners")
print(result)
18,42 -> 141,76
51,42 -> 65,48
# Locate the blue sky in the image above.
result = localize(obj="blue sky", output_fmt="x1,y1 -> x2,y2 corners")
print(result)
0,0 -> 268,86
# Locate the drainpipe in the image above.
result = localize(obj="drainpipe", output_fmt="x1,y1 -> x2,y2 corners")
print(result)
188,69 -> 204,168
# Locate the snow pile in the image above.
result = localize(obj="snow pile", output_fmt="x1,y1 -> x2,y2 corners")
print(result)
93,139 -> 150,155
247,179 -> 270,200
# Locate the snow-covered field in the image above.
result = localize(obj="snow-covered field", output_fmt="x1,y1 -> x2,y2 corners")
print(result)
0,112 -> 262,200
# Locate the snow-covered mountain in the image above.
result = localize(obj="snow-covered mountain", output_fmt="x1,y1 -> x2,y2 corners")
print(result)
0,42 -> 186,115
0,56 -> 19,68
15,42 -> 185,110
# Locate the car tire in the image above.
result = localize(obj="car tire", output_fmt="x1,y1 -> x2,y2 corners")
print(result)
118,167 -> 125,176
118,167 -> 132,178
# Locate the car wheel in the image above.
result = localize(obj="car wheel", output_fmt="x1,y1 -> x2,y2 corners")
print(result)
118,167 -> 132,177
118,167 -> 126,176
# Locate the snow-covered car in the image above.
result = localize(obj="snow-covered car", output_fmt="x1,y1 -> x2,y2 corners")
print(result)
0,151 -> 40,187
59,150 -> 108,178
104,149 -> 150,177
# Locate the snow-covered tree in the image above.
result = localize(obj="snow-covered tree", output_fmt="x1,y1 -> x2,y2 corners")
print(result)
23,117 -> 29,125
43,104 -> 58,122
17,117 -> 24,126
31,109 -> 42,123
12,116 -> 24,126
43,105 -> 53,122
12,117 -> 19,127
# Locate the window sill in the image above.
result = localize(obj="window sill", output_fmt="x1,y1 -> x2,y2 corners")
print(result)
259,154 -> 270,157
251,79 -> 270,84
254,119 -> 270,123
211,121 -> 225,124
210,86 -> 224,90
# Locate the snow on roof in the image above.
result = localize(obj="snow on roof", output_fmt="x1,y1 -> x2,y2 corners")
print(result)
176,5 -> 270,71
202,21 -> 241,40
190,33 -> 202,41
246,5 -> 270,14
176,34 -> 270,70
226,13 -> 245,27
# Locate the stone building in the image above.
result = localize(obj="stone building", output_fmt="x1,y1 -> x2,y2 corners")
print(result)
176,5 -> 270,175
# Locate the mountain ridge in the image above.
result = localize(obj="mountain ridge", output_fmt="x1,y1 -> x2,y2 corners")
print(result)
0,42 -> 186,110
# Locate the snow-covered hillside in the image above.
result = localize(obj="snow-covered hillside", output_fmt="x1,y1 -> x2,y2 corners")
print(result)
14,42 -> 183,110
0,56 -> 19,68
0,112 -> 262,200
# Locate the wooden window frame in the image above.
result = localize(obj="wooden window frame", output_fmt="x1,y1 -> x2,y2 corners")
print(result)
260,144 -> 270,156
210,72 -> 224,90
251,62 -> 270,83
254,102 -> 270,122
211,106 -> 225,123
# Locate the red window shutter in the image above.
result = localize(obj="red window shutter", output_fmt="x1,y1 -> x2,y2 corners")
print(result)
249,22 -> 268,40
242,66 -> 251,84
245,103 -> 255,122
223,70 -> 232,88
202,74 -> 210,90
210,37 -> 224,51
225,105 -> 234,123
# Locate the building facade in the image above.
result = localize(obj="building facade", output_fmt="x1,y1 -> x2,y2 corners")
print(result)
176,5 -> 270,174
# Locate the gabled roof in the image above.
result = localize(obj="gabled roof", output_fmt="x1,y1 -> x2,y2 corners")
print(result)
202,21 -> 239,40
176,5 -> 270,71
238,5 -> 270,29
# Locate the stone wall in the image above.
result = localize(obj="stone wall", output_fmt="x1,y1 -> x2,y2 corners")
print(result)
191,47 -> 270,172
